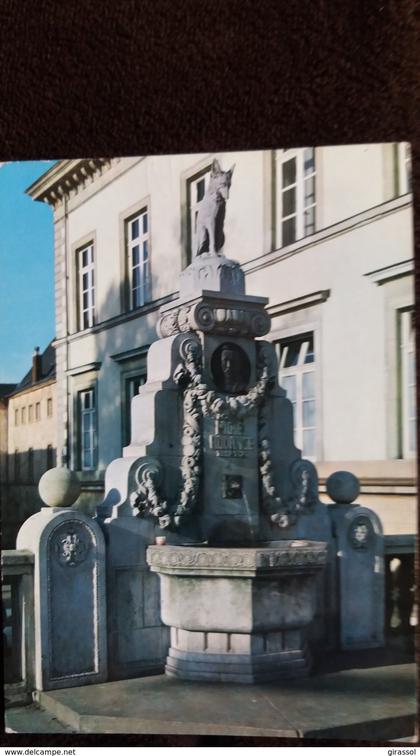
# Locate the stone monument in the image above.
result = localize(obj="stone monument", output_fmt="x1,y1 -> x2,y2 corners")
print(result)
11,160 -> 385,696
98,160 -> 332,682
326,471 -> 385,650
16,468 -> 107,690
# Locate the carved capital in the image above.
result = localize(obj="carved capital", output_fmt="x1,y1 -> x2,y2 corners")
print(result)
157,302 -> 270,339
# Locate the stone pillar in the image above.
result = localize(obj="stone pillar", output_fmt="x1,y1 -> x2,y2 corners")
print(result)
16,468 -> 107,690
327,471 -> 385,650
97,457 -> 172,681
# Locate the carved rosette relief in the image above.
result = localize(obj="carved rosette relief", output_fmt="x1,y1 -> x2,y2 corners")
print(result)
348,516 -> 374,550
53,523 -> 90,567
157,303 -> 270,339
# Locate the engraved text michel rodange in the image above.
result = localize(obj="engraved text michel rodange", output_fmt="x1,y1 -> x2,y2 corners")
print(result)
208,418 -> 255,458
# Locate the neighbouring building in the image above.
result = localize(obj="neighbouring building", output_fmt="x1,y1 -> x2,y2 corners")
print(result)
0,384 -> 16,531
4,344 -> 57,546
25,146 -> 416,562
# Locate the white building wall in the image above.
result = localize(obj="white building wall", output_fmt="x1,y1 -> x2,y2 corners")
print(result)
317,143 -> 394,229
36,146 -> 415,525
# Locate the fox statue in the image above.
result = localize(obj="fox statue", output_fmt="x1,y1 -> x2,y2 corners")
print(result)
196,159 -> 235,256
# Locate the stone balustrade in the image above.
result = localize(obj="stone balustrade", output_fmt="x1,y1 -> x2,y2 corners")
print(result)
2,549 -> 35,705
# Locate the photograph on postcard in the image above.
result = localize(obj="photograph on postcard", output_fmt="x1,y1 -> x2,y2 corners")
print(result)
1,145 -> 416,741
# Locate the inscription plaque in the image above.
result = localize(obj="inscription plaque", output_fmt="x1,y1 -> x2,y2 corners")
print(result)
209,418 -> 255,458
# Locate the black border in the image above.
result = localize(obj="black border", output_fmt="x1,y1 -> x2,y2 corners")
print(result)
1,0 -> 418,748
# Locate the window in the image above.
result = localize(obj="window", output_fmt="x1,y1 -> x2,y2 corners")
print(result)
15,409 -> 19,426
21,407 -> 26,424
127,210 -> 150,309
77,243 -> 95,330
79,388 -> 96,470
28,448 -> 34,483
124,373 -> 147,445
187,167 -> 211,263
400,309 -> 416,458
276,333 -> 316,459
28,405 -> 33,423
276,148 -> 316,248
397,142 -> 411,195
36,402 -> 41,420
14,450 -> 20,482
47,398 -> 53,417
46,444 -> 54,470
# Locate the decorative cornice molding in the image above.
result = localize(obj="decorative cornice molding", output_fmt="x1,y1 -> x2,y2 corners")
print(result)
110,345 -> 150,363
53,291 -> 178,348
364,259 -> 414,285
267,290 -> 330,318
7,377 -> 56,399
243,195 -> 412,277
26,158 -> 117,208
147,541 -> 328,576
66,361 -> 101,376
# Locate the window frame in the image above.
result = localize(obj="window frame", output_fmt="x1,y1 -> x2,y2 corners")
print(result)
123,371 -> 147,447
47,397 -> 53,417
275,147 -> 316,249
69,368 -> 100,476
35,402 -> 41,421
119,354 -> 148,448
186,166 -> 212,263
46,444 -> 54,471
397,142 -> 412,196
119,197 -> 151,313
27,447 -> 34,483
14,449 -> 20,482
399,307 -> 416,459
126,207 -> 151,310
76,241 -> 95,331
276,331 -> 317,461
78,387 -> 97,471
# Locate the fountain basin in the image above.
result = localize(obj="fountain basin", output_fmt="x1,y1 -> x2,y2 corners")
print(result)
147,540 -> 327,682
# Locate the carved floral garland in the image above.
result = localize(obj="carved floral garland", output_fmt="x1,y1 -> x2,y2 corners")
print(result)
258,400 -> 299,529
132,341 -> 308,530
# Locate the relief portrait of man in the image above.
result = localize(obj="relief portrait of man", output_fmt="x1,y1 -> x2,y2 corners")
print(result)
211,342 -> 251,394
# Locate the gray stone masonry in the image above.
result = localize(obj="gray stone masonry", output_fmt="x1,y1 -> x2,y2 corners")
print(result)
16,506 -> 107,690
147,541 -> 327,682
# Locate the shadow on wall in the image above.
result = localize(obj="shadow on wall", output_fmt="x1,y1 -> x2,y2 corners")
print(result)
63,268 -> 176,517
2,446 -> 57,548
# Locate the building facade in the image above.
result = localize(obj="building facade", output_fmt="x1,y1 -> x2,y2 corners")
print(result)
0,384 -> 16,532
26,146 -> 415,543
4,345 -> 57,546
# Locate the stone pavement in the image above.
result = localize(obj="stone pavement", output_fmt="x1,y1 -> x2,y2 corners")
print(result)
5,704 -> 75,734
6,662 -> 411,741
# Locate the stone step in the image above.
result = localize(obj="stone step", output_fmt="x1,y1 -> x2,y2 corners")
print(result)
32,663 -> 416,740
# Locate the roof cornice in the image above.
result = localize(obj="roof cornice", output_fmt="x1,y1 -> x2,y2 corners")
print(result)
25,158 -> 114,207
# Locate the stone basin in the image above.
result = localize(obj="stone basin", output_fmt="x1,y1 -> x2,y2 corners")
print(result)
147,540 -> 327,683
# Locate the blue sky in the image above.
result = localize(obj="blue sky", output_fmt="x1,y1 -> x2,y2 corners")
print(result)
0,161 -> 57,383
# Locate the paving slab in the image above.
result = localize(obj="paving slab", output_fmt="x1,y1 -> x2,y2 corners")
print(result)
5,704 -> 75,734
30,663 -> 416,741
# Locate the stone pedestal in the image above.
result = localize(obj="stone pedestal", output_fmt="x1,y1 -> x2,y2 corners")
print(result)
16,507 -> 107,690
147,541 -> 327,682
327,472 -> 385,650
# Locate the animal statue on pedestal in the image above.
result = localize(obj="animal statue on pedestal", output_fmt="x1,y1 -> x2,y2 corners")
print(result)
196,159 -> 235,256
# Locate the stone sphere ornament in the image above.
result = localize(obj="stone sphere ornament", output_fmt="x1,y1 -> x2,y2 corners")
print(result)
38,467 -> 81,508
326,470 -> 360,505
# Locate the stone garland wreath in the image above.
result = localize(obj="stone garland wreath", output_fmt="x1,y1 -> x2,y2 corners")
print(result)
131,340 -> 308,530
